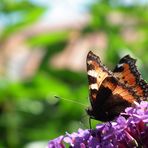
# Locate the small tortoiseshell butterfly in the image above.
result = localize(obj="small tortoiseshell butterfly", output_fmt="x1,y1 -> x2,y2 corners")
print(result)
86,51 -> 148,121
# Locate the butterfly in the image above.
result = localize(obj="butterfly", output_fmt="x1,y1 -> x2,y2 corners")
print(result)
86,51 -> 148,121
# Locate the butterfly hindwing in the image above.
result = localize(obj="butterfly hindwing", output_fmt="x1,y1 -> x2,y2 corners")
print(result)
113,55 -> 148,100
87,76 -> 137,121
102,77 -> 137,103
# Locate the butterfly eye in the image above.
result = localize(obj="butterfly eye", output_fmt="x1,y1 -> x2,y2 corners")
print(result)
86,108 -> 93,117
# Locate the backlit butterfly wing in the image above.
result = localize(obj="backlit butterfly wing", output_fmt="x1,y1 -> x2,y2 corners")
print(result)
113,55 -> 148,100
86,51 -> 138,121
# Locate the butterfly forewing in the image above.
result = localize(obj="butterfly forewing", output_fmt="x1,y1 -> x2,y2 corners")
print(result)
87,51 -> 111,102
113,55 -> 148,100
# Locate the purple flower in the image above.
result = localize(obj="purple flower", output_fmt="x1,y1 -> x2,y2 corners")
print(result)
47,101 -> 148,148
48,136 -> 64,148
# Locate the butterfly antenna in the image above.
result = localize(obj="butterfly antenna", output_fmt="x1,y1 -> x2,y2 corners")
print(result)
54,95 -> 88,108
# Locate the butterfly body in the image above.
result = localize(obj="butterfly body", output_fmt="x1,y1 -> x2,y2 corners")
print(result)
86,51 -> 148,121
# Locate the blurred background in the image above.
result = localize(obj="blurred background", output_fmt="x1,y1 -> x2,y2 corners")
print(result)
0,0 -> 148,147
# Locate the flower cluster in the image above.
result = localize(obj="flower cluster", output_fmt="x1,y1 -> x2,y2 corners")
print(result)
48,101 -> 148,148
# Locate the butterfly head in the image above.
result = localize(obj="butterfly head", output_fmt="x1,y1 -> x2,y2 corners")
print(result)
86,107 -> 101,120
86,105 -> 113,121
86,107 -> 93,118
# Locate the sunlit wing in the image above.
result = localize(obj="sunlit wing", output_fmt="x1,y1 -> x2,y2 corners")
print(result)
113,55 -> 148,100
102,76 -> 137,103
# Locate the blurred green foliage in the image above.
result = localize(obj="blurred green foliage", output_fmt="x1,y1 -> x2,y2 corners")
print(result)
0,0 -> 148,147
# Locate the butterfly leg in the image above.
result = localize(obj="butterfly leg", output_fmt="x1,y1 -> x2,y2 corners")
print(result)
89,117 -> 92,129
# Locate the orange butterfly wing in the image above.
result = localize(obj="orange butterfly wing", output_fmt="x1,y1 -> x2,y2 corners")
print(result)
113,55 -> 148,100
